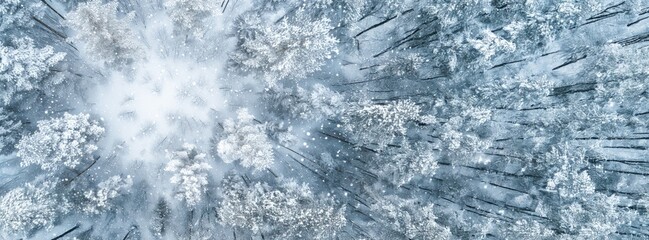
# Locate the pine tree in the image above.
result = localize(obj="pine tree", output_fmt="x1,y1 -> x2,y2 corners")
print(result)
217,108 -> 274,171
0,0 -> 44,33
0,107 -> 21,154
468,30 -> 516,65
67,0 -> 141,67
16,113 -> 104,172
370,195 -> 451,240
376,141 -> 439,186
150,198 -> 171,237
0,37 -> 66,105
218,175 -> 346,239
341,99 -> 422,150
164,0 -> 217,37
264,83 -> 344,120
82,175 -> 133,214
164,143 -> 211,207
556,193 -> 635,239
0,182 -> 68,233
503,219 -> 554,240
231,8 -> 338,85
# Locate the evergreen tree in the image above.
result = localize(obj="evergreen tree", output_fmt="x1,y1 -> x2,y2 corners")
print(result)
16,113 -> 104,172
67,0 -> 141,67
218,175 -> 346,239
164,0 -> 217,37
164,143 -> 211,207
0,182 -> 68,233
0,0 -> 44,33
231,8 -> 338,85
82,175 -> 133,214
217,108 -> 274,171
0,37 -> 66,105
0,107 -> 21,154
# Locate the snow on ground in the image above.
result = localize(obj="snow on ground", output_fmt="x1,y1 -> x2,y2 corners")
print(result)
91,52 -> 226,162
87,3 -> 249,165
85,5 -> 251,214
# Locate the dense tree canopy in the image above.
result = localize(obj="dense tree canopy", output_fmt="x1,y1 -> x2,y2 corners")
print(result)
0,0 -> 648,239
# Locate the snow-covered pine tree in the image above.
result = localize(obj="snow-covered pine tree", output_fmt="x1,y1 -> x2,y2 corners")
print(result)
502,219 -> 554,240
67,0 -> 141,67
218,175 -> 346,239
375,141 -> 439,187
0,107 -> 21,154
231,8 -> 338,85
0,0 -> 44,33
164,143 -> 211,207
16,112 -> 104,172
264,83 -> 344,120
341,99 -> 422,150
0,181 -> 68,233
369,194 -> 451,240
556,193 -> 635,239
150,198 -> 172,237
82,175 -> 133,214
164,0 -> 217,37
0,37 -> 66,105
217,108 -> 274,171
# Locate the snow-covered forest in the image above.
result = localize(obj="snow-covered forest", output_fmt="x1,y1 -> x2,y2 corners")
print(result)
1,0 -> 649,239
